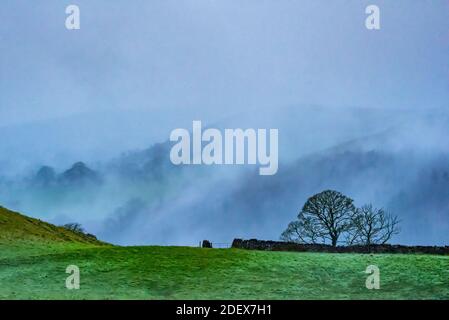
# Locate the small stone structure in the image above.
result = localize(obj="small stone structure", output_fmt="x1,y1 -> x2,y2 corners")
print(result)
202,240 -> 213,248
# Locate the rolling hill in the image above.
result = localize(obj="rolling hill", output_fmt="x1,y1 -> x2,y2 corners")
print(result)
0,206 -> 449,299
0,206 -> 104,245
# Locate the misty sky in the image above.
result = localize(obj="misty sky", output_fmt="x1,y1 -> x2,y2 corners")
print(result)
1,1 -> 449,246
0,0 -> 448,128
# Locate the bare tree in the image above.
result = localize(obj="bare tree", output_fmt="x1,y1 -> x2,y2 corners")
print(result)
280,217 -> 324,244
62,222 -> 85,234
281,190 -> 356,246
347,204 -> 400,246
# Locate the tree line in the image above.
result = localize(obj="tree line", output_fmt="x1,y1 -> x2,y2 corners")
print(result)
281,190 -> 400,247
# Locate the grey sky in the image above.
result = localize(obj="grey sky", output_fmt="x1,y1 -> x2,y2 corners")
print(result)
1,0 -> 448,127
1,1 -> 449,245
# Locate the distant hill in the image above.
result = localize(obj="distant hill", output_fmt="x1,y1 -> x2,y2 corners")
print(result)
0,206 -> 106,245
59,162 -> 101,185
31,162 -> 102,187
33,165 -> 56,186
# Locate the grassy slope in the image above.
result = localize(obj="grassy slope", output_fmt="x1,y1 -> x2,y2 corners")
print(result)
0,206 -> 107,259
1,207 -> 449,299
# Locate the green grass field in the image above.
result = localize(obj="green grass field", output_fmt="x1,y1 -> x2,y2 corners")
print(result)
1,206 -> 448,300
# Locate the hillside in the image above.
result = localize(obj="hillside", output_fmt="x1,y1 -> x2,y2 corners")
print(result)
1,245 -> 449,299
0,206 -> 448,299
0,206 -> 105,246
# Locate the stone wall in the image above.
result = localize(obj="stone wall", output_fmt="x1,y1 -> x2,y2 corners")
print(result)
231,238 -> 449,255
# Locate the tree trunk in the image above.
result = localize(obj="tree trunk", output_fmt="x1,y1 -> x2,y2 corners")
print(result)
331,237 -> 337,247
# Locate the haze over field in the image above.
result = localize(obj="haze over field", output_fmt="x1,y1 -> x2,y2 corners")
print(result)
0,1 -> 448,246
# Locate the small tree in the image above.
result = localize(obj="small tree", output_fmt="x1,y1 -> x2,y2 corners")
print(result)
282,190 -> 357,247
62,223 -> 85,234
347,204 -> 400,246
280,218 -> 324,244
